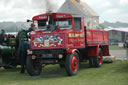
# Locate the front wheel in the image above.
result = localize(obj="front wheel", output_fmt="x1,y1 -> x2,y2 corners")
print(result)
26,56 -> 42,76
65,52 -> 80,76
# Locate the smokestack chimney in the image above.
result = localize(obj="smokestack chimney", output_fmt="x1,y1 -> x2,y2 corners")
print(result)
67,0 -> 80,3
76,0 -> 80,3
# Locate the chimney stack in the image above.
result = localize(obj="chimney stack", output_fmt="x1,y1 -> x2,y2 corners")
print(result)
76,0 -> 80,3
66,0 -> 80,3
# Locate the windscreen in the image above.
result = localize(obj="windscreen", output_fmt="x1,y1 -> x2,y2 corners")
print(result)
34,17 -> 72,31
34,20 -> 47,30
55,19 -> 72,29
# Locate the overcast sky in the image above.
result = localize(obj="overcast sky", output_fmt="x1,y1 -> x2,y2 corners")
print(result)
0,0 -> 128,23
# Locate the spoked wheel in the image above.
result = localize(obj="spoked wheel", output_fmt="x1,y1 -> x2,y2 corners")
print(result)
93,48 -> 103,67
65,52 -> 79,76
26,56 -> 42,76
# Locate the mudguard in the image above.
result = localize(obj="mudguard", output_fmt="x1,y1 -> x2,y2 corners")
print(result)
88,46 -> 99,57
66,49 -> 80,54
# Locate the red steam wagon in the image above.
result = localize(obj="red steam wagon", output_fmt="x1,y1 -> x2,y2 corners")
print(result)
26,12 -> 110,76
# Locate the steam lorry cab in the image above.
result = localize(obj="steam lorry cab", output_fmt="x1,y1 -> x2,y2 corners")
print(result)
26,12 -> 110,76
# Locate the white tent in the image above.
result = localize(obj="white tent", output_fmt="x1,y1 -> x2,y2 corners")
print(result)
105,27 -> 128,32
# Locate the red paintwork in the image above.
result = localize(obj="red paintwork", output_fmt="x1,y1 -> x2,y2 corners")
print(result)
32,13 -> 72,20
86,29 -> 109,46
8,34 -> 14,38
53,13 -> 72,19
88,46 -> 99,56
30,12 -> 109,57
102,46 -> 110,56
71,56 -> 78,72
31,13 -> 86,50
32,14 -> 48,20
31,33 -> 65,50
66,49 -> 79,54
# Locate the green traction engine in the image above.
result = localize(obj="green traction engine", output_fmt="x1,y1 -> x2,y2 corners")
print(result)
0,30 -> 28,69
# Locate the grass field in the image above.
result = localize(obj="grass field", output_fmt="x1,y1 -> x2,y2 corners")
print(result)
109,45 -> 125,50
0,60 -> 128,85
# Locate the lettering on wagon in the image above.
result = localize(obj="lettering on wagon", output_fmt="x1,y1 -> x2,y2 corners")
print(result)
68,33 -> 84,38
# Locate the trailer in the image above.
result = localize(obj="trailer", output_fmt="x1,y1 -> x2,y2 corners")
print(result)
26,12 -> 110,76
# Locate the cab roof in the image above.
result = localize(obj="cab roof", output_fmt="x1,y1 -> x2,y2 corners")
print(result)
32,13 -> 83,20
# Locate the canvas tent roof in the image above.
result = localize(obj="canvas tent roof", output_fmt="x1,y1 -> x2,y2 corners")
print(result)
58,0 -> 99,17
105,27 -> 128,32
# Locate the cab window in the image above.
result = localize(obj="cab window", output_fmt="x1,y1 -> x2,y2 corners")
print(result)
74,18 -> 81,30
55,19 -> 72,29
34,20 -> 47,30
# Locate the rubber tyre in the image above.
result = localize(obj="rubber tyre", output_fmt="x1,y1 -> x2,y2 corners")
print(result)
26,56 -> 42,76
89,56 -> 93,67
65,52 -> 80,76
93,49 -> 103,67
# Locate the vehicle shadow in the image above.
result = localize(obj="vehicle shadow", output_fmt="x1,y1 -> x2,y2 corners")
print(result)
0,63 -> 91,80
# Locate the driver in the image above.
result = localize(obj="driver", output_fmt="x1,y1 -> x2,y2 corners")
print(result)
0,29 -> 7,45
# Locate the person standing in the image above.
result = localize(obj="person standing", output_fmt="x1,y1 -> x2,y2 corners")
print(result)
125,35 -> 128,60
18,36 -> 28,73
0,29 -> 7,45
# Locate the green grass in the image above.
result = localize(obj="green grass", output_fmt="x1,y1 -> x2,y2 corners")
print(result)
109,45 -> 125,50
0,61 -> 128,85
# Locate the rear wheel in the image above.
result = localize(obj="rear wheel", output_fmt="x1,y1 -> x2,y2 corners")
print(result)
26,56 -> 42,76
93,49 -> 103,67
65,52 -> 80,76
89,57 -> 93,67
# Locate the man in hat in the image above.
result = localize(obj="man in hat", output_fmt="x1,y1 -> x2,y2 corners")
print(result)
125,35 -> 128,59
0,29 -> 7,45
18,35 -> 28,73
